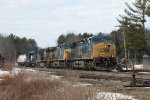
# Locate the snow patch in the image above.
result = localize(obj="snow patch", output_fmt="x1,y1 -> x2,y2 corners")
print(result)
134,64 -> 144,69
11,68 -> 21,75
73,82 -> 93,87
92,92 -> 138,100
112,69 -> 118,72
11,68 -> 37,75
0,69 -> 10,77
25,69 -> 37,72
50,75 -> 63,80
138,72 -> 150,74
0,68 -> 22,77
122,64 -> 144,70
122,68 -> 132,70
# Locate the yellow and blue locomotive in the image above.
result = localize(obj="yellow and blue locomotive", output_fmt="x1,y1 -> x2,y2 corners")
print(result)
62,36 -> 116,70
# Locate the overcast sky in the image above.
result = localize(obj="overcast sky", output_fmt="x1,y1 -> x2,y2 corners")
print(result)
0,0 -> 150,47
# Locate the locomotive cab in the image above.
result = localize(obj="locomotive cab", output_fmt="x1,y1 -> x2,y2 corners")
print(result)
53,43 -> 71,67
90,36 -> 116,70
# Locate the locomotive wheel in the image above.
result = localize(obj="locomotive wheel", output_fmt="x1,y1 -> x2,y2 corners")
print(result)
60,61 -> 66,69
84,61 -> 93,70
59,61 -> 63,69
70,61 -> 74,69
66,61 -> 72,69
49,62 -> 53,68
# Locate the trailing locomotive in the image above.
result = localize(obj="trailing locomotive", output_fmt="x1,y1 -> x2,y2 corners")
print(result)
23,35 -> 116,70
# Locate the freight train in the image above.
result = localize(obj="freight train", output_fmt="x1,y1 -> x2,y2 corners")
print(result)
18,35 -> 117,70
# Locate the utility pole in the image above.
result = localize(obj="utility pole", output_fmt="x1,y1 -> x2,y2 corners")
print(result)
122,26 -> 128,70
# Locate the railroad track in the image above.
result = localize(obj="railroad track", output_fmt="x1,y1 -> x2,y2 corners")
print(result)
22,67 -> 150,87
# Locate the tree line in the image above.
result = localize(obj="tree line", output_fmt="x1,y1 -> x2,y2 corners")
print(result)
0,34 -> 37,61
57,32 -> 108,45
57,32 -> 94,45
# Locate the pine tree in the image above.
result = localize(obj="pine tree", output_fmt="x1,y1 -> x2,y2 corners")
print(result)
124,0 -> 149,30
110,30 -> 125,58
145,0 -> 150,16
57,34 -> 66,45
117,0 -> 150,62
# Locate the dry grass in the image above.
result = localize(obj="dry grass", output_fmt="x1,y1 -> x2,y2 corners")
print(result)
1,62 -> 13,71
0,68 -> 150,100
0,71 -> 96,100
57,70 -> 79,83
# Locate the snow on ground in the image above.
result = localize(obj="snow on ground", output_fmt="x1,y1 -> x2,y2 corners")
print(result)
11,68 -> 21,75
138,72 -> 150,74
0,69 -> 10,77
0,68 -> 22,77
92,92 -> 138,100
0,67 -> 37,77
122,64 -> 144,71
134,64 -> 144,69
122,68 -> 132,70
25,68 -> 37,72
50,75 -> 63,80
0,67 -> 63,80
73,82 -> 93,87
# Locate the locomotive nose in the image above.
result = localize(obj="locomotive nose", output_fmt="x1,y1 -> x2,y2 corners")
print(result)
103,48 -> 110,52
103,43 -> 110,52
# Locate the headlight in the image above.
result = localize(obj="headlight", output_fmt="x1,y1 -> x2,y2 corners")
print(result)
104,43 -> 107,47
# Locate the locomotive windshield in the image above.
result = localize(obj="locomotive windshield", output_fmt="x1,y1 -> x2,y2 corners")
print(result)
91,36 -> 113,44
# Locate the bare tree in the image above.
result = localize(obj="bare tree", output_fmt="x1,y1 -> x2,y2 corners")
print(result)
0,34 -> 16,62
